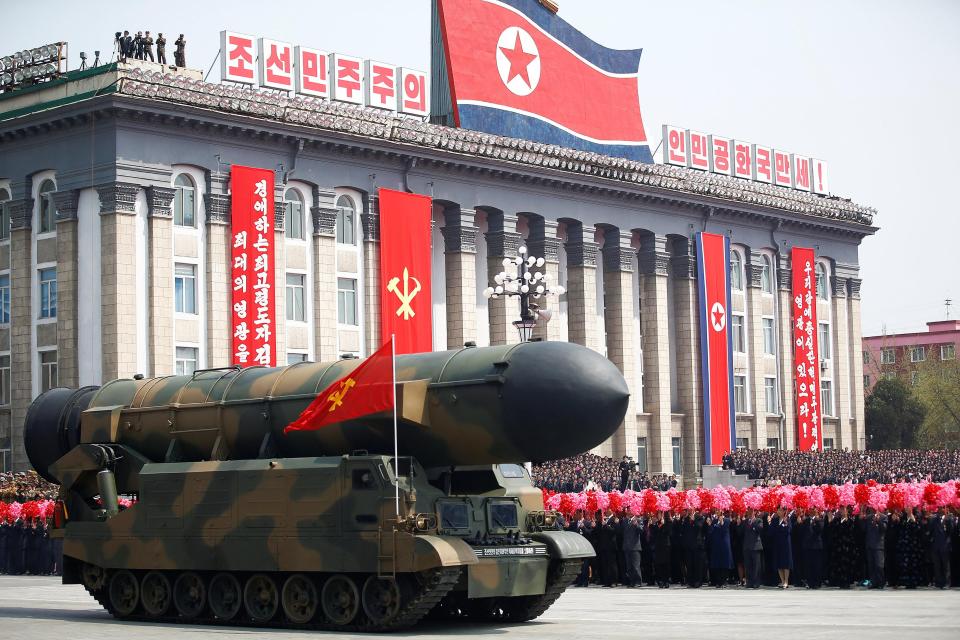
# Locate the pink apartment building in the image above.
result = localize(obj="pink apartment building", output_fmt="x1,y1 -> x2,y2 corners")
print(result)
862,320 -> 960,392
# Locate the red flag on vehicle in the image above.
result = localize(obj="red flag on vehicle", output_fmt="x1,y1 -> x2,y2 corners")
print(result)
283,338 -> 395,434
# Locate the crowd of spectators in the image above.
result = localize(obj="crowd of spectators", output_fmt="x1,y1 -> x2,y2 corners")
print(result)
723,449 -> 960,486
533,453 -> 678,492
0,472 -> 58,503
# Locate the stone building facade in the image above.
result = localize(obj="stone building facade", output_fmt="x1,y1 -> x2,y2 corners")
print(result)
0,62 -> 877,476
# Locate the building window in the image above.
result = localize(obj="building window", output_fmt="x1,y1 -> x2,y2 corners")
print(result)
882,372 -> 895,381
173,174 -> 196,227
336,195 -> 356,245
0,187 -> 10,240
175,346 -> 198,375
766,438 -> 779,451
735,437 -> 749,450
911,371 -> 919,386
39,267 -> 57,319
862,350 -> 870,365
174,263 -> 197,314
823,438 -> 835,451
40,350 -> 57,392
880,348 -> 895,365
819,323 -> 831,359
0,274 -> 8,324
38,179 -> 56,234
762,318 -> 775,355
816,263 -> 828,301
337,277 -> 358,325
0,354 -> 9,405
734,375 -> 747,413
732,315 -> 746,353
636,437 -> 648,474
286,273 -> 306,322
760,255 -> 773,294
764,377 -> 778,414
910,346 -> 925,363
942,344 -> 956,360
730,251 -> 743,291
671,437 -> 682,475
864,375 -> 870,388
285,188 -> 305,241
287,352 -> 308,365
821,380 -> 833,417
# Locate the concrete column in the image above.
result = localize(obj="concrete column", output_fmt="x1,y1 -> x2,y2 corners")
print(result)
638,235 -> 673,473
8,195 -> 33,471
848,278 -> 865,449
484,212 -> 522,346
601,229 -> 638,459
672,242 -> 703,478
361,194 -> 381,355
829,274 -> 851,448
97,183 -> 140,381
204,190 -> 230,369
527,218 -> 564,342
441,206 -> 477,350
52,190 -> 79,389
747,255 -> 767,451
312,188 -> 339,361
564,222 -> 602,353
777,254 -> 796,450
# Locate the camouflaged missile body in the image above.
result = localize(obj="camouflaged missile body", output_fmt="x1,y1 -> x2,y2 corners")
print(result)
25,341 -> 629,631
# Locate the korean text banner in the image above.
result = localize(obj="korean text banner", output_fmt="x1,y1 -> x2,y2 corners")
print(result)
436,0 -> 653,162
231,166 -> 276,367
697,232 -> 736,465
378,189 -> 433,354
791,247 -> 822,451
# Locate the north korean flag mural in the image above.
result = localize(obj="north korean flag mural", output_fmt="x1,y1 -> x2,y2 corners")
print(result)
697,233 -> 736,465
434,0 -> 653,162
791,247 -> 822,452
378,189 -> 433,355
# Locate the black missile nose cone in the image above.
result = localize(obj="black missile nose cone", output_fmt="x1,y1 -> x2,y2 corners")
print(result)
500,342 -> 629,462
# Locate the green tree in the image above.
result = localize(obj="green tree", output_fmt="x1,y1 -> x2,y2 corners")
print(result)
914,359 -> 960,449
865,377 -> 926,449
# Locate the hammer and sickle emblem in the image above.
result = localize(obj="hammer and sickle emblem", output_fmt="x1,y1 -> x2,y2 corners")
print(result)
326,378 -> 356,413
386,267 -> 421,320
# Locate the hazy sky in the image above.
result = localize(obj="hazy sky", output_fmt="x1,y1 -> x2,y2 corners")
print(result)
4,0 -> 958,336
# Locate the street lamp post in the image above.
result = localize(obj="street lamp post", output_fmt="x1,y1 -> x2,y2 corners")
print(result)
482,245 -> 565,342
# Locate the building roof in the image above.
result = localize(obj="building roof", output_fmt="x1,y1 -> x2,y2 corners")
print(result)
864,320 -> 960,345
1,64 -> 878,229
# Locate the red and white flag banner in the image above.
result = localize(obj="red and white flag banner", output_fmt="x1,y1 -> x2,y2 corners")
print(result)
231,165 -> 276,368
378,189 -> 433,355
791,247 -> 821,451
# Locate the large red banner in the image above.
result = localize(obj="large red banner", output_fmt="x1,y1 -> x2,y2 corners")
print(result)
696,232 -> 736,465
792,247 -> 822,451
231,166 -> 276,367
378,189 -> 433,354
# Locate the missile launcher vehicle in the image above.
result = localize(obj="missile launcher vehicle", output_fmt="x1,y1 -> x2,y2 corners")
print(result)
25,341 -> 629,631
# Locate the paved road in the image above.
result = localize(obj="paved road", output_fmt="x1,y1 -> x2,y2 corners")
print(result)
1,576 -> 956,639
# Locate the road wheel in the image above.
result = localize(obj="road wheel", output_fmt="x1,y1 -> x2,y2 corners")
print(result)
208,572 -> 242,621
281,573 -> 318,624
361,575 -> 403,625
320,574 -> 360,626
173,571 -> 206,619
81,563 -> 107,592
108,570 -> 140,617
141,571 -> 172,617
243,573 -> 279,623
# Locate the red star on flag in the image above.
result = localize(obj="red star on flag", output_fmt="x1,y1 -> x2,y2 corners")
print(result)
498,32 -> 538,87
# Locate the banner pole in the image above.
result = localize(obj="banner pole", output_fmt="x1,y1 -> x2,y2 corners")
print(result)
392,334 -> 399,519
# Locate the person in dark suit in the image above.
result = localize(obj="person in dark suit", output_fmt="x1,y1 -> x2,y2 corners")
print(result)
742,510 -> 764,588
803,510 -> 825,588
863,508 -> 888,589
770,508 -> 793,588
640,516 -> 656,585
8,520 -> 24,575
133,32 -> 144,60
621,515 -> 644,587
143,31 -> 155,62
707,512 -> 733,587
156,33 -> 167,65
731,514 -> 745,585
651,512 -> 672,588
681,510 -> 707,588
122,31 -> 133,60
596,511 -> 620,587
791,510 -> 807,586
926,507 -> 955,589
826,507 -> 857,588
174,34 -> 186,67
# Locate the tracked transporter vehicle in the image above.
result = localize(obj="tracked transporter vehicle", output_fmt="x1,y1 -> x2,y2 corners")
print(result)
25,341 -> 628,631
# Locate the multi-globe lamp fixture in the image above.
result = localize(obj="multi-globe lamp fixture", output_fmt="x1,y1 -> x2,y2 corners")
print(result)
482,245 -> 565,342
0,43 -> 66,91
